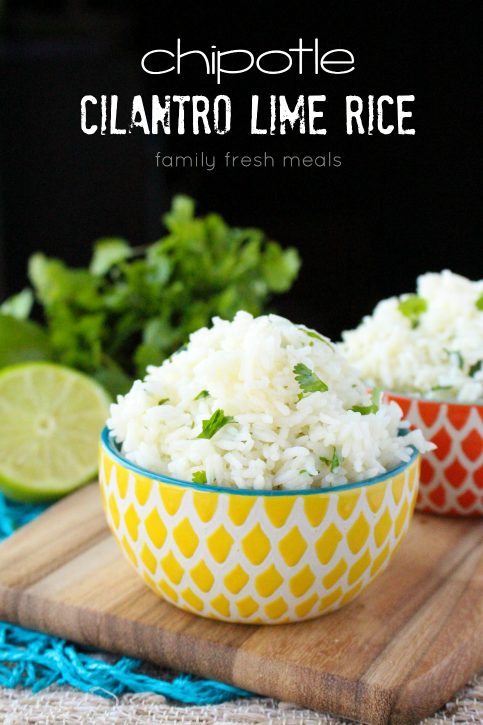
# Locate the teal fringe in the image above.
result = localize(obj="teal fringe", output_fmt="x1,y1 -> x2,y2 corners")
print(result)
0,492 -> 251,704
0,494 -> 47,541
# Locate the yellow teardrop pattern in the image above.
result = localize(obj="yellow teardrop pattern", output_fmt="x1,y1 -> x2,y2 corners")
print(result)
263,497 -> 295,528
254,564 -> 283,598
278,527 -> 307,567
315,523 -> 342,566
227,495 -> 256,526
337,489 -> 361,520
206,525 -> 234,564
160,485 -> 185,516
241,524 -> 271,566
192,491 -> 219,523
303,495 -> 329,527
134,474 -> 153,507
116,466 -> 130,499
173,518 -> 199,559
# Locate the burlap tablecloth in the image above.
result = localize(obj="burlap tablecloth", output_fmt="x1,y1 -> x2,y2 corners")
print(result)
2,670 -> 483,725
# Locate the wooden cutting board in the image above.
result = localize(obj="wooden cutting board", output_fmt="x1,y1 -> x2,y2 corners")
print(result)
0,483 -> 483,725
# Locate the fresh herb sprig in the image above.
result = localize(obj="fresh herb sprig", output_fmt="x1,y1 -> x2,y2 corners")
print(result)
298,327 -> 334,351
444,349 -> 464,369
351,387 -> 381,415
470,360 -> 483,377
194,390 -> 210,400
293,363 -> 328,400
398,295 -> 427,328
197,409 -> 235,439
320,446 -> 344,472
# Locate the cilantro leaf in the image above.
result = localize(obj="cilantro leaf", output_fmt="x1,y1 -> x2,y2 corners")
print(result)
158,398 -> 169,405
298,327 -> 334,351
398,295 -> 427,328
320,447 -> 343,472
93,355 -> 134,398
195,390 -> 210,400
197,409 -> 235,439
351,405 -> 375,415
135,344 -> 165,375
476,294 -> 483,311
143,318 -> 182,352
351,387 -> 381,415
332,449 -> 343,471
90,239 -> 132,276
262,242 -> 301,293
370,386 -> 382,410
0,288 -> 34,320
470,360 -> 483,377
444,349 -> 464,369
293,363 -> 328,398
192,470 -> 207,484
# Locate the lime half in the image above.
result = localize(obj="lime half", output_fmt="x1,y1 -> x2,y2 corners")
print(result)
0,362 -> 111,502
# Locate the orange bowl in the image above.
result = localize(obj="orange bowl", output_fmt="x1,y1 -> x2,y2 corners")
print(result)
385,393 -> 483,516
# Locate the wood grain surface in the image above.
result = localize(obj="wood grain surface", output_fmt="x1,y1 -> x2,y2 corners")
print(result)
0,482 -> 483,725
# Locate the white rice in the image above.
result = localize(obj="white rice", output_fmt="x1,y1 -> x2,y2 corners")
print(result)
340,270 -> 483,403
107,312 -> 431,491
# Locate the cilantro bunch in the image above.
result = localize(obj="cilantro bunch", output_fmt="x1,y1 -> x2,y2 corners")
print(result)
0,195 -> 301,397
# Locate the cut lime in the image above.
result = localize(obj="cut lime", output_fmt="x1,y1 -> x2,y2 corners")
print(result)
0,362 -> 111,502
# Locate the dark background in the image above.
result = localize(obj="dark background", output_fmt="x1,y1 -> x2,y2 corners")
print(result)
0,1 -> 480,339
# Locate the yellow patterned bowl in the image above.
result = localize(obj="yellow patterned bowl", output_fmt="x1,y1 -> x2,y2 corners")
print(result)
100,428 -> 420,624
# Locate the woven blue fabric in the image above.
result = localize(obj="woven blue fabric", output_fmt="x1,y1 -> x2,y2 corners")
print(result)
0,491 -> 251,703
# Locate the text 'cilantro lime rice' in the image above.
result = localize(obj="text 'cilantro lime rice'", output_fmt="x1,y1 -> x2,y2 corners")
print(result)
340,271 -> 483,403
107,312 -> 431,490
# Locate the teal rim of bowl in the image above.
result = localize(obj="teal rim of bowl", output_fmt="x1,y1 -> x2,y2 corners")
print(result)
101,427 -> 419,498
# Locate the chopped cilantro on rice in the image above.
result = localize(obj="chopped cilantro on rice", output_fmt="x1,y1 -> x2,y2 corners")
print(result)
107,311 -> 430,490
